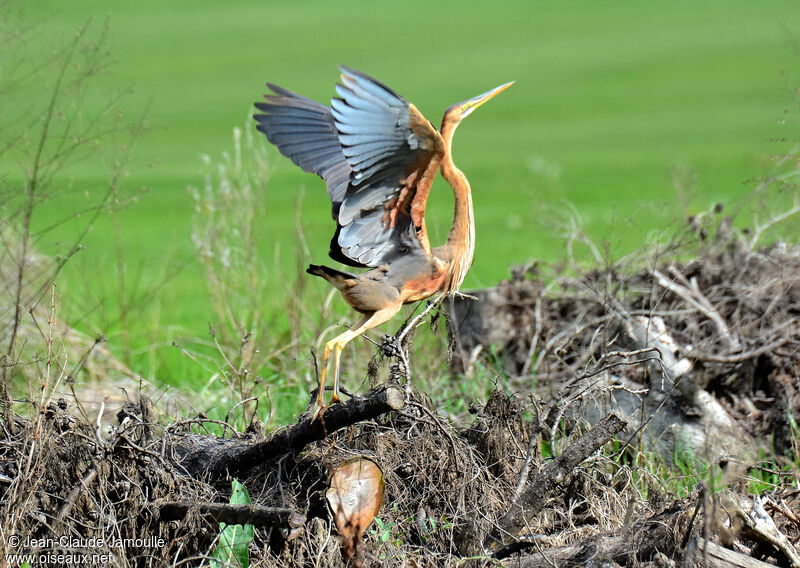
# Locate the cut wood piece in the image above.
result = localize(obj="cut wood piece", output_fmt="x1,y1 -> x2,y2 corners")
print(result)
688,537 -> 781,568
715,493 -> 800,568
326,457 -> 385,567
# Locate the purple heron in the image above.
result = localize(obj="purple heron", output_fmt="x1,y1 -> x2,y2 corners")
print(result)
254,66 -> 512,416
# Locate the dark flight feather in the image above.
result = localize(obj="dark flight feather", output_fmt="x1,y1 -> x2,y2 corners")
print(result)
253,66 -> 444,268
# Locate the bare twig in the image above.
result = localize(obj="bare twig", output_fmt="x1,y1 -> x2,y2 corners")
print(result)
511,418 -> 542,504
690,334 -> 795,363
1,20 -> 93,420
394,292 -> 445,400
167,418 -> 243,438
56,467 -> 98,527
94,401 -> 105,446
408,400 -> 462,474
521,284 -> 551,377
158,501 -> 302,528
653,267 -> 740,351
490,413 -> 627,546
749,197 -> 800,250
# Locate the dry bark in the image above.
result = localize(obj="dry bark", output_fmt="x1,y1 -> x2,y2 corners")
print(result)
687,538 -> 784,568
173,386 -> 405,478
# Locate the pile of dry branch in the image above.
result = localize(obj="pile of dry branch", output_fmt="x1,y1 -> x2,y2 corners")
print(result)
1,209 -> 799,567
449,209 -> 799,466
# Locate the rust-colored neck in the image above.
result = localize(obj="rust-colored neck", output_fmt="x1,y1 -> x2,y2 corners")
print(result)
439,118 -> 475,293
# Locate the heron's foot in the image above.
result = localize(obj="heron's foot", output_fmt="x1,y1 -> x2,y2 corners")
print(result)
310,403 -> 325,422
310,394 -> 344,422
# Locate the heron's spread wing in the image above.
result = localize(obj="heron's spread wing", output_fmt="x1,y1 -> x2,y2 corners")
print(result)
254,66 -> 443,268
331,67 -> 443,267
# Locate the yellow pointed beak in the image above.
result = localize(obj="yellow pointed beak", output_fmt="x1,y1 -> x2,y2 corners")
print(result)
459,81 -> 514,117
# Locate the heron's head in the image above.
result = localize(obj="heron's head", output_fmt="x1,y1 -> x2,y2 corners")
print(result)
442,81 -> 514,130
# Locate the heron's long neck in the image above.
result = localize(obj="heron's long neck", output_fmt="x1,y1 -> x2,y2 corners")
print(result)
440,121 -> 475,293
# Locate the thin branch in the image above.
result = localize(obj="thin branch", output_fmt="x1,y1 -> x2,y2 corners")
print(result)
393,293 -> 444,400
748,198 -> 800,250
56,467 -> 98,527
3,18 -> 93,414
689,334 -> 795,363
490,413 -> 627,546
653,267 -> 740,351
158,502 -> 302,529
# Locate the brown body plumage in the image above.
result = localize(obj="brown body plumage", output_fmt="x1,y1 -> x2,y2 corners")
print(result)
254,67 -> 512,416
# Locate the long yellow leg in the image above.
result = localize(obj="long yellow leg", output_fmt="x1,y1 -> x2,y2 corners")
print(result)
314,339 -> 336,414
313,305 -> 402,420
313,314 -> 369,420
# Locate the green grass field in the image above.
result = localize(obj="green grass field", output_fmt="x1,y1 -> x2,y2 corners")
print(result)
5,0 -> 799,400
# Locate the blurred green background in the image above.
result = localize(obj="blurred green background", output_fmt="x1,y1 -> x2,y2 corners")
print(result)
7,0 -> 799,391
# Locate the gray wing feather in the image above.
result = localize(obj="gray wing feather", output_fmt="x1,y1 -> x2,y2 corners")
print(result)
253,86 -> 350,221
254,66 -> 435,268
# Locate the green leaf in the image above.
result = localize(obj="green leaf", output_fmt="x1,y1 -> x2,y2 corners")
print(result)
229,478 -> 252,506
211,479 -> 254,568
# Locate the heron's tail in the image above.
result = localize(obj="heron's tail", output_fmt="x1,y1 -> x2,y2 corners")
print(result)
307,264 -> 356,290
